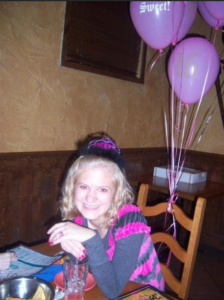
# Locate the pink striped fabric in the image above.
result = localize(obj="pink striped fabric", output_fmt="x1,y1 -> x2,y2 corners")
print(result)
74,204 -> 165,291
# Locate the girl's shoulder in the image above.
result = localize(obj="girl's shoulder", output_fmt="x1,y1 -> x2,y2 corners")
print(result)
117,204 -> 144,220
115,204 -> 148,227
112,204 -> 150,239
118,203 -> 141,215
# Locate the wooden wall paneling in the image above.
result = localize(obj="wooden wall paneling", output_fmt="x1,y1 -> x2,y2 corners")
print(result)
0,148 -> 224,250
10,171 -> 21,245
202,196 -> 224,249
123,147 -> 168,182
0,151 -> 72,248
18,170 -> 33,243
32,169 -> 44,242
185,150 -> 224,183
0,172 -> 14,246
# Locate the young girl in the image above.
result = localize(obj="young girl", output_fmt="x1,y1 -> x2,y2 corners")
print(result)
47,137 -> 164,298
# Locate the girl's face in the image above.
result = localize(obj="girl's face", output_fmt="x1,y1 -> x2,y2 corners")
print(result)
74,166 -> 116,224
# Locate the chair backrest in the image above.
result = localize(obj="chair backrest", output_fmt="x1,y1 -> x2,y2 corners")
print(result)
136,183 -> 206,300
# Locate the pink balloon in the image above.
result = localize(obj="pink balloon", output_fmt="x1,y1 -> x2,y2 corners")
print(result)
176,1 -> 197,42
130,1 -> 185,50
198,2 -> 224,29
203,1 -> 224,21
168,37 -> 220,105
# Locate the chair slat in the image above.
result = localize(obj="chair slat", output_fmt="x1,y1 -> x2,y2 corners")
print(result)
142,203 -> 192,232
151,232 -> 187,263
160,263 -> 181,294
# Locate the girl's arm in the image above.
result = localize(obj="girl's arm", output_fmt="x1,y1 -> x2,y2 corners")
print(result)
47,213 -> 154,299
84,230 -> 145,299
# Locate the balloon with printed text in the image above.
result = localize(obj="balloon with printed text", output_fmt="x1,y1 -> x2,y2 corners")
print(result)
198,2 -> 224,29
176,1 -> 197,43
130,1 -> 185,50
168,37 -> 220,105
203,1 -> 224,22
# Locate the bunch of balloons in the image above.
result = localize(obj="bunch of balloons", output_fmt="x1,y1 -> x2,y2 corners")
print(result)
130,1 -> 222,192
130,1 -> 223,259
130,1 -> 223,104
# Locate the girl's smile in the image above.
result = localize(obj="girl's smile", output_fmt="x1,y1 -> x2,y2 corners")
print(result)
74,166 -> 115,225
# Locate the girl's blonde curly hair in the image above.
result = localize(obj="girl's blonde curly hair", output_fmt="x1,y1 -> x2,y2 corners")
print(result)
59,155 -> 134,227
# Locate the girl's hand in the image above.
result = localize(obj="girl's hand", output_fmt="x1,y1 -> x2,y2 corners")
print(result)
47,221 -> 96,245
0,252 -> 17,270
60,239 -> 87,260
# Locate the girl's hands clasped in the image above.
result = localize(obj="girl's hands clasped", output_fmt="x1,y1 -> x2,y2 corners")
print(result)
47,221 -> 96,259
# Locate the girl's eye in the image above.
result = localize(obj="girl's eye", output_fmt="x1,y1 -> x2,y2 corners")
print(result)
99,187 -> 108,193
80,185 -> 88,190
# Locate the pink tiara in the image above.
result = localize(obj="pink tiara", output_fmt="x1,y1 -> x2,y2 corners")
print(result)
87,138 -> 120,155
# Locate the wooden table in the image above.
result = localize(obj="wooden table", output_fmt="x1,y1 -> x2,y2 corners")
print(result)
31,243 -> 145,300
136,175 -> 224,201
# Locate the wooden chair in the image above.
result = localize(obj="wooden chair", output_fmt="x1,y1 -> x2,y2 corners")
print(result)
136,183 -> 206,300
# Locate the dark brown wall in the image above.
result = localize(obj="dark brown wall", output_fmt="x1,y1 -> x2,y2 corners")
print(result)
0,151 -> 73,249
0,148 -> 224,250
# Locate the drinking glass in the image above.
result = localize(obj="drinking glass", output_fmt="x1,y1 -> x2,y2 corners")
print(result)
63,255 -> 89,300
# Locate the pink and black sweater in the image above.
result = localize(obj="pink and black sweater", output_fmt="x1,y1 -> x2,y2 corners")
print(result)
74,204 -> 165,299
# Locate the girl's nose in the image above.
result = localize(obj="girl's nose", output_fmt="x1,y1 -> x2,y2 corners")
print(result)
86,189 -> 96,202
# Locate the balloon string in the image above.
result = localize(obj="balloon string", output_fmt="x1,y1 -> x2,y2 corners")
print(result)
157,194 -> 178,266
183,29 -> 218,154
147,49 -> 167,75
164,30 -> 220,247
169,83 -> 176,195
175,105 -> 189,186
165,211 -> 177,266
170,42 -> 185,193
194,106 -> 217,148
215,19 -> 223,31
172,1 -> 187,46
168,47 -> 182,196
174,99 -> 183,171
168,43 -> 185,193
219,48 -> 224,60
192,79 -> 223,150
174,32 -> 218,184
173,27 -> 217,167
164,111 -> 169,152
161,50 -> 169,153
194,89 -> 224,150
175,99 -> 183,134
